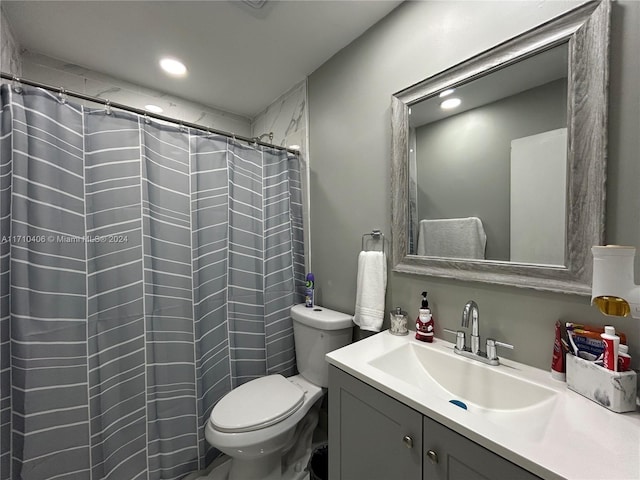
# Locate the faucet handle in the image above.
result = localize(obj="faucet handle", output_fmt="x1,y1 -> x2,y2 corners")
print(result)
443,328 -> 466,351
486,338 -> 514,361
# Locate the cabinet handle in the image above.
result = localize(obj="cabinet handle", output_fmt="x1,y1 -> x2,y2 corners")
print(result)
402,435 -> 414,449
426,449 -> 439,464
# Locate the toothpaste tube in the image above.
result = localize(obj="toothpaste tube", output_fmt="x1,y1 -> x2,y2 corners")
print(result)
572,333 -> 605,357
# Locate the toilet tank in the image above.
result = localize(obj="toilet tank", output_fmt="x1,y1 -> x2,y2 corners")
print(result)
291,304 -> 353,387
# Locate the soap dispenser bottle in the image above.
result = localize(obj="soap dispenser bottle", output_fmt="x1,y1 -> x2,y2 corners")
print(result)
415,291 -> 435,343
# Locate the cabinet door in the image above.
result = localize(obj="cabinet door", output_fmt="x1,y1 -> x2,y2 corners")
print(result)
329,366 -> 422,480
423,416 -> 540,480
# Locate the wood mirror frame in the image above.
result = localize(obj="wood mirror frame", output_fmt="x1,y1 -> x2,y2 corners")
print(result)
391,0 -> 610,295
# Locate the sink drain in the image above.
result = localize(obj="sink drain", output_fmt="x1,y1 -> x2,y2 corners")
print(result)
449,399 -> 468,410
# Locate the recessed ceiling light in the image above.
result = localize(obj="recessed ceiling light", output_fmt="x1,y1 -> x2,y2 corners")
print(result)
440,98 -> 461,110
144,104 -> 164,113
439,88 -> 456,98
288,144 -> 301,151
160,57 -> 187,77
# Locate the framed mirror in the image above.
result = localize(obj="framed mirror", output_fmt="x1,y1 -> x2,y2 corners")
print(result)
391,0 -> 610,295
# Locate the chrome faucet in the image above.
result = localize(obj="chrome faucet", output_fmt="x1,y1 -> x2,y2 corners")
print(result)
444,300 -> 514,366
461,300 -> 480,355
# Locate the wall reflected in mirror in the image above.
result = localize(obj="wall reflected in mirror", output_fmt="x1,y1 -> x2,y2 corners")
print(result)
408,43 -> 569,266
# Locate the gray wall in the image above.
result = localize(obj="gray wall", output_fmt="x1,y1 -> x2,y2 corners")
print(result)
308,0 -> 640,370
416,79 -> 567,260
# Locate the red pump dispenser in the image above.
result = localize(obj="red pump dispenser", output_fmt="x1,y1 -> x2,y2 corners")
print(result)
415,291 -> 434,343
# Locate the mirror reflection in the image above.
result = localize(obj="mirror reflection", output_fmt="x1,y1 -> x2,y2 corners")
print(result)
408,43 -> 569,266
391,0 -> 610,295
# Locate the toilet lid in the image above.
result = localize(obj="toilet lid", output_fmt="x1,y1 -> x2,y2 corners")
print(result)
211,374 -> 305,433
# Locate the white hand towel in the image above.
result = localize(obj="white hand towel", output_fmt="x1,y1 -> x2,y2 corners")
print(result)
353,251 -> 387,332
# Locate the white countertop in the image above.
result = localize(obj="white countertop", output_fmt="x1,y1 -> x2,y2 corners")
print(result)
326,331 -> 640,480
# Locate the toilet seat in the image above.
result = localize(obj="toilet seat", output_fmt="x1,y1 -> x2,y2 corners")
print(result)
211,374 -> 305,433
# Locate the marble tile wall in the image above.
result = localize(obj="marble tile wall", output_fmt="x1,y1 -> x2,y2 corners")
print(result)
251,80 -> 307,152
19,51 -> 252,137
0,6 -> 22,76
252,80 -> 311,271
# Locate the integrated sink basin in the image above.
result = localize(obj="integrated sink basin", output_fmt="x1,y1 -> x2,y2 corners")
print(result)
369,342 -> 557,411
326,331 -> 640,480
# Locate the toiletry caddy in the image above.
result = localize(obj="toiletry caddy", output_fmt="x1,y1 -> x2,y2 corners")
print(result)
565,325 -> 637,413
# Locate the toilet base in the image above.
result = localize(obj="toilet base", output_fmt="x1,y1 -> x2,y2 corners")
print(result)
228,453 -> 281,480
226,402 -> 319,480
187,455 -> 311,480
191,405 -> 324,480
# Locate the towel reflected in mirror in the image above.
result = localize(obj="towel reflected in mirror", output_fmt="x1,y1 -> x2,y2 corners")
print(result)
416,217 -> 486,259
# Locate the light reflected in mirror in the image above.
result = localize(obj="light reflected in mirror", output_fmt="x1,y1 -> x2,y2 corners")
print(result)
408,44 -> 569,266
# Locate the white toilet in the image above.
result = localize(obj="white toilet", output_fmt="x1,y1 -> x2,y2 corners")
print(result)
205,304 -> 353,480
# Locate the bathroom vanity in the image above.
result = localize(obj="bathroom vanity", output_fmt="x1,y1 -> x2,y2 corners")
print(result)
329,366 -> 539,480
326,332 -> 640,480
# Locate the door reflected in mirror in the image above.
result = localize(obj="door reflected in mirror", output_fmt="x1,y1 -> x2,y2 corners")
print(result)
408,43 -> 568,266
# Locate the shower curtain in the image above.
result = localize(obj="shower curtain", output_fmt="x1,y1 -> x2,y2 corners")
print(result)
0,84 -> 305,480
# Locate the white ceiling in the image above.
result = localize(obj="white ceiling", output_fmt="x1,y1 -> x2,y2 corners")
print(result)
3,0 -> 403,118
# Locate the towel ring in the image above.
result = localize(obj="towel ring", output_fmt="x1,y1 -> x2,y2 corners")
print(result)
362,229 -> 386,257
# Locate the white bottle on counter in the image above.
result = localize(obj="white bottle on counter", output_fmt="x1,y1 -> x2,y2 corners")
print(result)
601,326 -> 620,371
618,344 -> 631,371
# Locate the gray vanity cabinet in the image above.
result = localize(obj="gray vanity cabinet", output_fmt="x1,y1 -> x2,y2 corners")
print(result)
422,416 -> 540,480
328,365 -> 541,480
328,365 -> 423,480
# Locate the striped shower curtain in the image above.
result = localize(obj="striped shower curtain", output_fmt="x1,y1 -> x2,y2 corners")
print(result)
0,84 -> 305,480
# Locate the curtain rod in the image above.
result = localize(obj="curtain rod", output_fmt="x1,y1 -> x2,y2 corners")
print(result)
1,72 -> 300,155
